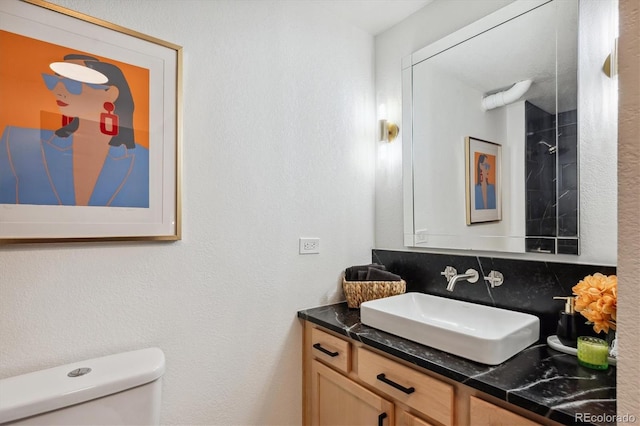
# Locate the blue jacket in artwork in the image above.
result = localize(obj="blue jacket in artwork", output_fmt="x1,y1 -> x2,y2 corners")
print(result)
0,126 -> 149,207
474,183 -> 496,210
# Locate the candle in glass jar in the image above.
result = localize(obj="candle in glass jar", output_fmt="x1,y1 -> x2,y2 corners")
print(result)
577,336 -> 609,370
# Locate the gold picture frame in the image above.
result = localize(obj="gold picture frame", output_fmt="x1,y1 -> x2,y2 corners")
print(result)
465,136 -> 502,225
0,0 -> 182,243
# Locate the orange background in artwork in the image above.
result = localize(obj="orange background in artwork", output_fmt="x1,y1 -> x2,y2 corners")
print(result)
0,30 -> 149,148
474,152 -> 496,185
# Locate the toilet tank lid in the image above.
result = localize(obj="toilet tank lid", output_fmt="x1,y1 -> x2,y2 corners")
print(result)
0,347 -> 165,423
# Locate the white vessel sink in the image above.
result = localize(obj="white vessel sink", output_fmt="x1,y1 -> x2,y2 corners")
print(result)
360,293 -> 540,365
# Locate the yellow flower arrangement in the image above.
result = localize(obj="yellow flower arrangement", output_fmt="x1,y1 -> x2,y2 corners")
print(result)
572,273 -> 617,334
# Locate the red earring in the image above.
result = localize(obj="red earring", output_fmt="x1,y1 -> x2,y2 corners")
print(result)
100,102 -> 119,136
62,115 -> 73,126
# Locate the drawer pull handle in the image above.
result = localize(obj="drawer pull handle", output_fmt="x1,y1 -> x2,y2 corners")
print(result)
313,343 -> 339,357
378,412 -> 387,426
376,373 -> 415,394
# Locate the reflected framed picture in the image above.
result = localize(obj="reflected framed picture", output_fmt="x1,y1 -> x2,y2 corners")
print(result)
0,0 -> 181,243
465,136 -> 501,225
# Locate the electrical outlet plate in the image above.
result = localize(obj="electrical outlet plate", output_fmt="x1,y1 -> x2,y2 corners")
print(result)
415,229 -> 428,244
299,238 -> 320,254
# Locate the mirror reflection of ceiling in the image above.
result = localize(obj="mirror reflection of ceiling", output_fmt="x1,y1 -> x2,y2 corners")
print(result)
418,1 -> 577,114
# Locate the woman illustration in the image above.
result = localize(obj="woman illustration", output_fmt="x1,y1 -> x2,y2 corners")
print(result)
0,54 -> 148,207
475,154 -> 496,210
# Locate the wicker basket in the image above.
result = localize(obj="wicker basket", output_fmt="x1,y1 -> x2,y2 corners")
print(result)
342,278 -> 406,308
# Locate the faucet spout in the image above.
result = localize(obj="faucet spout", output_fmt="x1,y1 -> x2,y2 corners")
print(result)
446,269 -> 479,291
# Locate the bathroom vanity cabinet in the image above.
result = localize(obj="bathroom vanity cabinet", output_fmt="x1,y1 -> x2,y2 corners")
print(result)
299,303 -> 616,426
304,323 -> 547,426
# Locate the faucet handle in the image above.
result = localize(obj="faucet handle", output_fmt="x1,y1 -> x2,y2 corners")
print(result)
484,270 -> 504,288
440,266 -> 457,282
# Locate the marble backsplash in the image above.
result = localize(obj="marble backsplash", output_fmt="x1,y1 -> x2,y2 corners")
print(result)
371,249 -> 616,341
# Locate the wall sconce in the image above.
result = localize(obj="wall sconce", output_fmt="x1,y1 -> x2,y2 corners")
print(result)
380,119 -> 400,142
603,38 -> 618,78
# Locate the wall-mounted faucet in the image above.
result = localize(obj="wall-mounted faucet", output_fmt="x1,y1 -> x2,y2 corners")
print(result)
442,267 -> 479,292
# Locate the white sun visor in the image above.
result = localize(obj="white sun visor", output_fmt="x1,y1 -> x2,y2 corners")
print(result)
49,62 -> 108,84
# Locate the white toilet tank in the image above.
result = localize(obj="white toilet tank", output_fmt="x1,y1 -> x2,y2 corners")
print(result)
0,348 -> 165,425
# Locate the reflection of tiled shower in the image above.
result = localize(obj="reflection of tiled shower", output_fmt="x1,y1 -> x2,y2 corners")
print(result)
525,101 -> 578,255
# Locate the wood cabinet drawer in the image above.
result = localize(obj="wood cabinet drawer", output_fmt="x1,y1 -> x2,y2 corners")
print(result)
310,327 -> 351,374
356,347 -> 454,426
469,396 -> 541,426
398,409 -> 435,426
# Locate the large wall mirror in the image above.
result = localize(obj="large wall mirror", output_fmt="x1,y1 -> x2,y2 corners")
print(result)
402,0 -> 618,256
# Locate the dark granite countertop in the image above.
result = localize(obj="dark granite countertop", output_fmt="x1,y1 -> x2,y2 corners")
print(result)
298,302 -> 616,426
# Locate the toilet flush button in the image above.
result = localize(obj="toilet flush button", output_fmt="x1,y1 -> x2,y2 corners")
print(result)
67,367 -> 92,377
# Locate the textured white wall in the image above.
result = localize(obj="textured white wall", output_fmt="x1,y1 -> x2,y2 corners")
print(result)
375,0 -> 618,266
0,1 -> 375,425
618,0 -> 640,417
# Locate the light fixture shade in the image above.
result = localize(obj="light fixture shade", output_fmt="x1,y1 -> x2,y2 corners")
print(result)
380,119 -> 399,142
603,38 -> 618,77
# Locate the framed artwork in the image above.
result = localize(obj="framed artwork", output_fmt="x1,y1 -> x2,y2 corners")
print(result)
465,136 -> 501,225
0,0 -> 182,243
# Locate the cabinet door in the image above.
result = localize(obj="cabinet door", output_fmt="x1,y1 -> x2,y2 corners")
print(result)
311,360 -> 394,426
469,396 -> 541,426
398,409 -> 435,426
